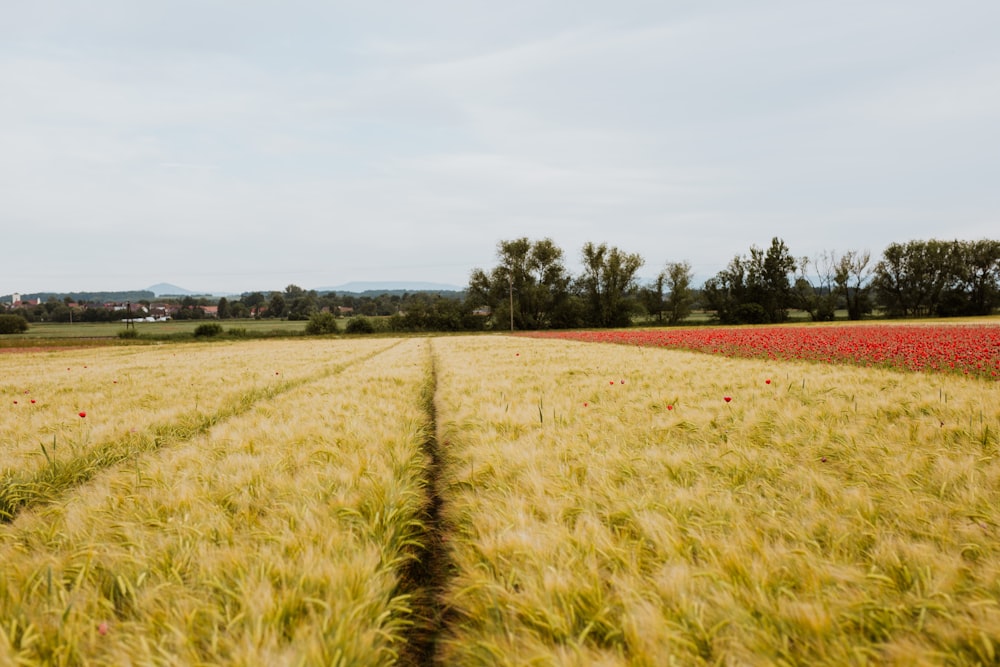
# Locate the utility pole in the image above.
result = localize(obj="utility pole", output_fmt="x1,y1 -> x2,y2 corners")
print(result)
508,273 -> 514,332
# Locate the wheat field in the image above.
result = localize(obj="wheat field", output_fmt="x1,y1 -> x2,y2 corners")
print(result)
1,333 -> 998,665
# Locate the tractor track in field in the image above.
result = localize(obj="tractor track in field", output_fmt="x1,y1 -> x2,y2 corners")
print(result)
397,339 -> 455,667
0,340 -> 405,523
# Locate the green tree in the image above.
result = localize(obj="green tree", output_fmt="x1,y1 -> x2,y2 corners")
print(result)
228,301 -> 249,319
305,311 -> 339,335
287,290 -> 318,320
216,297 -> 231,319
663,261 -> 694,325
702,255 -> 748,324
873,240 -> 952,317
833,249 -> 873,320
242,292 -> 266,318
468,237 -> 573,330
0,314 -> 29,334
638,274 -> 665,323
345,316 -> 375,334
577,242 -> 644,327
703,238 -> 797,324
793,252 -> 838,321
940,239 -> 1000,316
266,293 -> 286,318
750,237 -> 796,323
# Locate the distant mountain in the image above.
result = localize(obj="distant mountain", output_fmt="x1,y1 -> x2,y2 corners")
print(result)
147,283 -> 201,297
317,281 -> 465,294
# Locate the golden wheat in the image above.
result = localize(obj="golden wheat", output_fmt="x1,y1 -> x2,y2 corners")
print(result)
0,338 -> 431,665
432,334 -> 1000,665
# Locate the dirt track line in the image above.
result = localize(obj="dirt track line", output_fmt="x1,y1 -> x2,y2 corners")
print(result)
396,338 -> 454,666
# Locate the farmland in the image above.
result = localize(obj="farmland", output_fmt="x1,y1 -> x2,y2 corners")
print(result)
2,328 -> 1000,664
524,323 -> 1000,380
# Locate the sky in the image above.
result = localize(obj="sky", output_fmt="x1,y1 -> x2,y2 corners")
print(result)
2,1 -> 999,295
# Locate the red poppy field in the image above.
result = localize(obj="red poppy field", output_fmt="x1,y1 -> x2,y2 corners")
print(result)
524,323 -> 1000,380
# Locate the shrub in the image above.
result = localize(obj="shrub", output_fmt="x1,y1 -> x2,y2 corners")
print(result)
0,314 -> 29,334
345,316 -> 375,334
305,312 -> 339,335
193,322 -> 224,337
227,327 -> 249,338
118,328 -> 139,339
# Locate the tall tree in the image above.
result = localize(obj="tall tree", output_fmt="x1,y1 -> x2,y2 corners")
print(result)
833,249 -> 873,320
702,255 -> 750,324
941,239 -> 1000,316
468,237 -> 572,330
577,242 -> 644,327
753,237 -> 796,323
287,290 -> 318,320
638,273 -> 666,323
703,238 -> 796,324
663,261 -> 694,325
243,292 -> 266,318
794,251 -> 838,321
267,292 -> 287,318
873,240 -> 951,317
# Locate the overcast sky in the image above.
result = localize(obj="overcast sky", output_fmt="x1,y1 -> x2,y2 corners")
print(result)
2,1 -> 998,294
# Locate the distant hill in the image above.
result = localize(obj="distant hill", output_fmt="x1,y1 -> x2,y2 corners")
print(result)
317,281 -> 465,294
147,283 -> 203,297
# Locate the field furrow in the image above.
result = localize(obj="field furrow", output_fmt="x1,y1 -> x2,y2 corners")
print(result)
0,339 -> 399,520
432,335 -> 1000,665
0,337 -> 434,665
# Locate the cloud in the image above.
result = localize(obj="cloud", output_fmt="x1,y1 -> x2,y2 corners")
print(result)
1,1 -> 999,294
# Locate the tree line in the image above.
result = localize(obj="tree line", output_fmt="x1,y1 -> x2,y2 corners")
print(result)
4,237 -> 998,333
467,236 -> 1000,329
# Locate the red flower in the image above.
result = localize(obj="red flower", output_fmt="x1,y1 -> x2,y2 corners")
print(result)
765,379 -> 771,384
723,396 -> 732,403
30,399 -> 36,404
667,405 -> 673,410
519,324 -> 1000,380
78,411 -> 87,418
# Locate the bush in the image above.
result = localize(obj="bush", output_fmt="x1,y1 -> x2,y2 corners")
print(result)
227,327 -> 248,338
118,328 -> 139,339
305,312 -> 339,335
345,316 -> 375,334
193,322 -> 224,337
0,314 -> 29,334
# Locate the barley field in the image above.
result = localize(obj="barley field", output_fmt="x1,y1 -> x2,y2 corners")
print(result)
1,332 -> 999,665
